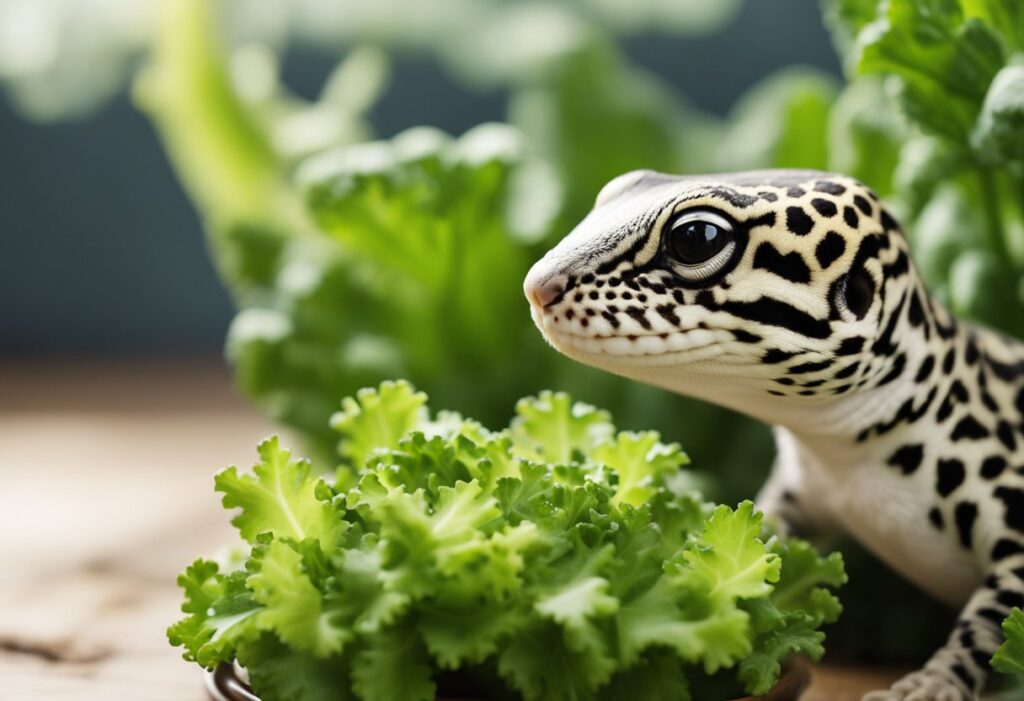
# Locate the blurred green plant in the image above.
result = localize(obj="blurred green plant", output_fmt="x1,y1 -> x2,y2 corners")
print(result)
824,0 -> 1024,336
132,0 -> 772,486
6,0 -> 1024,666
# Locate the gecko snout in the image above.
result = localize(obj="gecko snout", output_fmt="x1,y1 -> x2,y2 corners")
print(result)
523,267 -> 568,309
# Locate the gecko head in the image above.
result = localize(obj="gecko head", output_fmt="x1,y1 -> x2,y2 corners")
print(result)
525,169 -> 915,406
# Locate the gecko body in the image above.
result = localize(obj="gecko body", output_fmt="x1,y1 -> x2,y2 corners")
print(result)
524,169 -> 1024,701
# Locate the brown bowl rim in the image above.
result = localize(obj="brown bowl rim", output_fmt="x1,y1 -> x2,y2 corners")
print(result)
204,657 -> 811,701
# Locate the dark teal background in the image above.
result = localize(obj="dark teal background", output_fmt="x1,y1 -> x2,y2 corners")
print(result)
0,0 -> 840,354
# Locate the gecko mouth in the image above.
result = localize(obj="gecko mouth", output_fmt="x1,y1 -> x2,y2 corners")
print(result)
535,311 -> 730,360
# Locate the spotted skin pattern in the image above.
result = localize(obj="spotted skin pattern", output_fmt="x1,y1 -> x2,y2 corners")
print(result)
524,170 -> 1024,701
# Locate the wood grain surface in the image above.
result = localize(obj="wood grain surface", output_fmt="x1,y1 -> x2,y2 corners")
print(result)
0,359 -> 910,701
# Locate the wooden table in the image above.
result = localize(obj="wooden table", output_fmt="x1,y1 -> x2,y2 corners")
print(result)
0,359 -> 906,700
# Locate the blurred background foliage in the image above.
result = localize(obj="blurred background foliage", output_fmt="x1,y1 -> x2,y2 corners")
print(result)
4,0 -> 1024,664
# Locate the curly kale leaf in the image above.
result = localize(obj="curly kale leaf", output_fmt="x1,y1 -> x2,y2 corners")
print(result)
170,384 -> 844,701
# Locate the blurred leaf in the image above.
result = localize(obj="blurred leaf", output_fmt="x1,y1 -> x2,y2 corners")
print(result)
972,62 -> 1024,163
827,77 -> 906,195
948,248 -> 1010,325
715,67 -> 838,172
855,0 -> 1005,143
0,0 -> 154,121
993,608 -> 1024,674
510,39 -> 693,222
907,185 -> 982,285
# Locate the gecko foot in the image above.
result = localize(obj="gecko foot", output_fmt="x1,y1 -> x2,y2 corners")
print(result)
861,668 -> 972,701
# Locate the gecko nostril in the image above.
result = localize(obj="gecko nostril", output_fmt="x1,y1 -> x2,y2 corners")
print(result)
524,271 -> 569,309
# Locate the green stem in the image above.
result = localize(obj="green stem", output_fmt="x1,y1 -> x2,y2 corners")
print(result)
976,166 -> 1012,268
134,0 -> 296,231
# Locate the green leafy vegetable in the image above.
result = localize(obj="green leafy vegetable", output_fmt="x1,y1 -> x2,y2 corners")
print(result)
826,0 -> 1024,337
993,607 -> 1024,675
171,382 -> 843,701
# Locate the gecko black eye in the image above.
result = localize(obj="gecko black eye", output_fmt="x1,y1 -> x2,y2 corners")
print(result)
664,210 -> 737,282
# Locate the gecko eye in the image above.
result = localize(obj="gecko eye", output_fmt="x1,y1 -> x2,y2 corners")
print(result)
665,210 -> 736,282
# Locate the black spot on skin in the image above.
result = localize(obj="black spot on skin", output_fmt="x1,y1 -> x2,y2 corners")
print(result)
988,356 -> 1024,383
995,487 -> 1024,534
836,337 -> 864,356
758,191 -> 779,202
810,198 -> 837,217
601,311 -> 620,328
752,242 -> 812,283
997,421 -> 1017,451
695,290 -> 715,308
605,291 -> 616,300
880,208 -> 899,231
588,291 -> 599,300
883,250 -> 910,278
708,186 -> 759,208
853,194 -> 872,215
966,339 -> 980,365
655,304 -> 679,326
915,356 -> 935,383
785,206 -> 815,236
937,458 -> 966,497
992,539 -> 1024,561
786,186 -> 806,198
815,232 -> 846,269
637,295 -> 648,303
565,309 -> 575,320
834,363 -> 859,380
943,348 -> 956,374
843,206 -> 860,228
719,297 -> 832,339
952,416 -> 990,441
801,379 -> 826,388
776,378 -> 796,386
814,180 -> 846,195
762,348 -> 797,364
871,293 -> 907,356
951,662 -> 977,691
981,457 -> 1007,479
768,390 -> 785,396
908,292 -> 925,327
788,359 -> 832,374
998,590 -> 1024,609
580,273 -> 595,284
574,293 -> 584,303
887,444 -> 924,475
580,318 -> 589,327
625,307 -> 651,330
622,291 -> 633,300
954,502 -> 978,548
929,507 -> 944,530
857,387 -> 938,442
608,277 -> 622,287
979,607 -> 1010,626
731,329 -> 761,343
937,380 -> 969,423
877,353 -> 907,387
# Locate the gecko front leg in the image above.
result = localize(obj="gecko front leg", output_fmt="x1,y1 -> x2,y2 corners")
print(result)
864,552 -> 1024,701
757,428 -> 837,540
